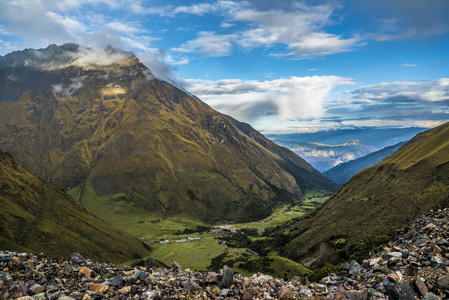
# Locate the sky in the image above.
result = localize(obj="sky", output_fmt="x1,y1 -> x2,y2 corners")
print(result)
0,0 -> 448,134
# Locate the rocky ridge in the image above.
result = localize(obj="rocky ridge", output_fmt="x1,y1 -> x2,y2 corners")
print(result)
2,209 -> 449,299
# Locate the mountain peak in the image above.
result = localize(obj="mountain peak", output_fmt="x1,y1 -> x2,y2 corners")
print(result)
341,139 -> 361,146
0,43 -> 143,72
0,44 -> 155,102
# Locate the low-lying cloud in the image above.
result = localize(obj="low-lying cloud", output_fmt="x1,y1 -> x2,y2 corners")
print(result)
185,76 -> 355,121
71,47 -> 134,66
348,78 -> 449,102
185,77 -> 449,133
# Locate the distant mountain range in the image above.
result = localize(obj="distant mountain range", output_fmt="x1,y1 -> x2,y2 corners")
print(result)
274,122 -> 449,268
268,127 -> 425,149
0,44 -> 338,225
0,149 -> 150,262
324,141 -> 407,184
270,139 -> 376,172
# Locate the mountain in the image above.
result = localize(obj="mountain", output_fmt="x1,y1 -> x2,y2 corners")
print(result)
0,44 -> 338,224
324,141 -> 407,184
0,149 -> 150,262
270,139 -> 376,172
274,122 -> 449,268
267,127 -> 425,149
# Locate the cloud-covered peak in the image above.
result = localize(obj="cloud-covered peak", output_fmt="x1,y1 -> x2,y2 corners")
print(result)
0,44 -> 138,70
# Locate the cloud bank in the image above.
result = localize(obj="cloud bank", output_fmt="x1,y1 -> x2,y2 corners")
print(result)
186,77 -> 449,133
185,76 -> 355,122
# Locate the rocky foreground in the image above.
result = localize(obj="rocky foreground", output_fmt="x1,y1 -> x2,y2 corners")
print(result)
2,209 -> 449,299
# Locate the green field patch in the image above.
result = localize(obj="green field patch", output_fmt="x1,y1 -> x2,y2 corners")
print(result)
150,238 -> 226,271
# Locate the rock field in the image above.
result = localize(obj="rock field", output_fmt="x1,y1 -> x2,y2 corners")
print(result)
2,209 -> 449,299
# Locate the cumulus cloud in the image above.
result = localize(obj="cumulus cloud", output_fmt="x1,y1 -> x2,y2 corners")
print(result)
185,76 -> 355,121
138,49 -> 180,83
164,1 -> 363,58
348,79 -> 449,102
233,3 -> 363,57
171,32 -> 235,57
185,76 -> 449,133
314,78 -> 449,130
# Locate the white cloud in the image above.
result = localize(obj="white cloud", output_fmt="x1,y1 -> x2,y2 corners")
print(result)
171,32 -> 235,57
172,59 -> 189,65
167,1 -> 363,58
46,11 -> 86,34
185,75 -> 355,122
399,63 -> 417,67
220,22 -> 234,28
191,77 -> 449,133
348,78 -> 449,102
106,21 -> 142,34
71,47 -> 134,66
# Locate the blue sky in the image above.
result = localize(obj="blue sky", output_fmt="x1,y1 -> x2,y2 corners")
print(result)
0,0 -> 448,134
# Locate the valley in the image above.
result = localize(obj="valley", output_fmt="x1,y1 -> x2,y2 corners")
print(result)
69,181 -> 327,278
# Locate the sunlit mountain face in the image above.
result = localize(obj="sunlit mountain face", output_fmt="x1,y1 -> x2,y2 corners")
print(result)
0,44 -> 338,223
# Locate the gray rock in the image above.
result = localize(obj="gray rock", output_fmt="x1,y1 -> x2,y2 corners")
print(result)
123,270 -> 139,284
422,293 -> 441,300
181,279 -> 201,292
256,274 -> 273,283
221,265 -> 234,288
142,291 -> 161,300
338,262 -> 351,271
69,253 -> 86,265
300,288 -> 313,297
347,260 -> 363,276
387,252 -> 403,258
431,256 -> 443,268
146,257 -> 156,268
437,275 -> 449,290
110,276 -> 124,288
310,283 -> 327,293
385,280 -> 416,300
32,292 -> 46,299
401,249 -> 410,258
171,261 -> 182,272
29,284 -> 44,295
0,272 -> 12,282
219,288 -> 230,296
413,233 -> 430,246
0,254 -> 12,262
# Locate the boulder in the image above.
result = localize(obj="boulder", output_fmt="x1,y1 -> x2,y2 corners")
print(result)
437,275 -> 449,290
69,253 -> 86,265
221,265 -> 234,288
385,280 -> 416,300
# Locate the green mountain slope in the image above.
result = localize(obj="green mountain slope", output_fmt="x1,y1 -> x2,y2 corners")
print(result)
0,44 -> 338,223
324,141 -> 406,184
277,122 -> 449,268
0,149 -> 150,262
